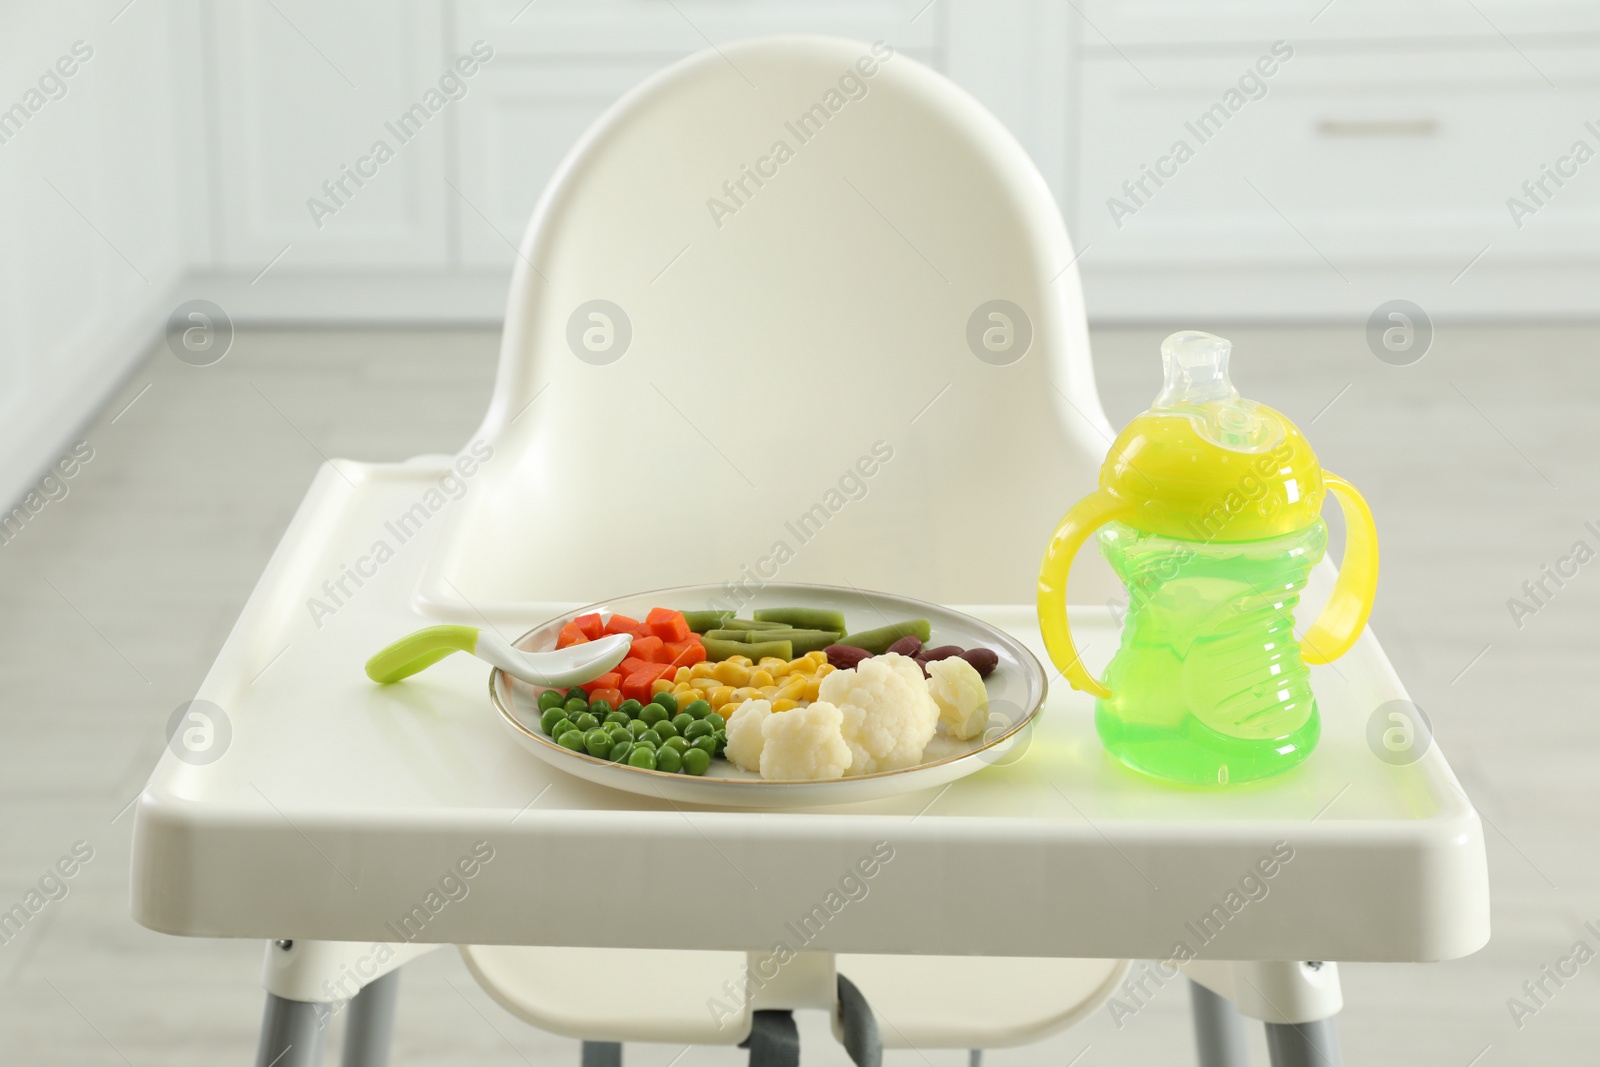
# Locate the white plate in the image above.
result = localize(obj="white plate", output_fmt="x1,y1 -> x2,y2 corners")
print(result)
489,582 -> 1048,807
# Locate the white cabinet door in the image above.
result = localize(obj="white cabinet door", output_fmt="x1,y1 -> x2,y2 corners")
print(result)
208,0 -> 450,269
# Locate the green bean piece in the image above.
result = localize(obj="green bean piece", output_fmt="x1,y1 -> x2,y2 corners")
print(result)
837,619 -> 932,654
718,618 -> 789,631
627,747 -> 658,770
538,689 -> 565,712
617,699 -> 644,719
640,703 -> 668,727
608,740 -> 634,762
684,699 -> 713,719
588,699 -> 613,718
656,746 -> 684,773
663,736 -> 690,754
652,691 -> 678,716
540,707 -> 566,735
703,636 -> 791,662
557,730 -> 587,752
753,607 -> 849,635
681,609 -> 735,633
682,748 -> 712,776
584,728 -> 612,757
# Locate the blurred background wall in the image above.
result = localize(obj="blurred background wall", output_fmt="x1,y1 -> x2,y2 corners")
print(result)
4,0 -> 1598,509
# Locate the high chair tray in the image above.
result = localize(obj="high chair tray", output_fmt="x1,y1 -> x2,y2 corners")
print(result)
132,461 -> 1489,964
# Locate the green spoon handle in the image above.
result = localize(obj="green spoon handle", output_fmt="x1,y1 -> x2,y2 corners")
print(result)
365,625 -> 480,683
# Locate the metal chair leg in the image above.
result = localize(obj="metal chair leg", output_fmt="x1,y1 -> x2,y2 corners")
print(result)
1189,979 -> 1248,1067
342,969 -> 400,1067
968,1052 -> 982,1067
582,1042 -> 622,1067
1265,1018 -> 1343,1067
255,992 -> 327,1067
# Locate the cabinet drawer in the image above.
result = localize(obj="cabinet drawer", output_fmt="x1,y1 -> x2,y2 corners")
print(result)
456,0 -> 939,57
1073,45 -> 1600,268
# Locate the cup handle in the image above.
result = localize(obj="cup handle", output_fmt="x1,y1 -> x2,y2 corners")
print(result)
1038,489 -> 1135,699
1300,472 -> 1379,665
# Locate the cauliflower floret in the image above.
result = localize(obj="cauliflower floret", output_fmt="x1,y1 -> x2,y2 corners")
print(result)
926,656 -> 990,740
723,699 -> 772,773
759,701 -> 851,781
817,652 -> 939,775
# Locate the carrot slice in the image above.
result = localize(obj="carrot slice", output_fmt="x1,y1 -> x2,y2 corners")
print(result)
665,640 -> 707,668
556,622 -> 589,649
646,607 -> 691,643
588,686 -> 623,707
574,613 -> 604,640
580,672 -> 621,696
630,635 -> 667,663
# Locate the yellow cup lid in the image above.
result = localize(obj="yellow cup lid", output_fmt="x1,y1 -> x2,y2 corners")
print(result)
1099,331 -> 1326,542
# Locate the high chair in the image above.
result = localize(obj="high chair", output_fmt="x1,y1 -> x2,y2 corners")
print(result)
131,33 -> 1489,1067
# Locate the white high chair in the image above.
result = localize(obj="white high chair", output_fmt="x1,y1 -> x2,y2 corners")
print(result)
127,30 -> 1490,1067
446,33 -> 1128,1065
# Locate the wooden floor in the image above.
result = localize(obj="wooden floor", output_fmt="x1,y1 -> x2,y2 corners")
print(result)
0,323 -> 1592,1065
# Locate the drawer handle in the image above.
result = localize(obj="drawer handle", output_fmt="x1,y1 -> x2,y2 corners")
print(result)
1317,119 -> 1439,137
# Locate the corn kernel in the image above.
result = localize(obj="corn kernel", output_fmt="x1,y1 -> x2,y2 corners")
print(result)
673,684 -> 696,702
815,663 -> 835,678
804,650 -> 828,666
727,655 -> 753,668
776,676 -> 807,701
758,656 -> 788,674
771,698 -> 800,712
651,679 -> 674,696
708,685 -> 736,708
750,669 -> 775,688
712,660 -> 751,686
731,686 -> 761,704
802,677 -> 822,702
759,685 -> 779,700
690,677 -> 719,692
689,661 -> 717,679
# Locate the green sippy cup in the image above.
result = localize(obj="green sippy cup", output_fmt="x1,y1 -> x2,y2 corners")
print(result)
1038,331 -> 1379,786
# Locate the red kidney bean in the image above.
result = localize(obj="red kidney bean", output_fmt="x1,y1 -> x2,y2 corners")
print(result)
958,647 -> 999,678
825,644 -> 873,671
886,635 -> 923,657
910,656 -> 930,677
921,645 -> 965,663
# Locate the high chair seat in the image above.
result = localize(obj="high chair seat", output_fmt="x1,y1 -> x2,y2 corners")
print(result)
461,945 -> 1128,1049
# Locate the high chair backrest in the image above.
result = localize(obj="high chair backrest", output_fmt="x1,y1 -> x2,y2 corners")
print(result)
421,35 -> 1115,617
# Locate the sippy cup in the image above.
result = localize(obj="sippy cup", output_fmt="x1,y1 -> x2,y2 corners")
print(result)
1037,331 -> 1379,786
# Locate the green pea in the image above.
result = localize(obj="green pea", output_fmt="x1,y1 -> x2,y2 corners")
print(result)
704,712 -> 725,731
551,717 -> 576,739
656,745 -> 683,773
640,730 -> 663,747
538,689 -> 565,712
684,699 -> 713,719
588,699 -> 613,718
557,729 -> 587,752
684,719 -> 714,740
540,707 -> 567,735
617,699 -> 644,719
608,723 -> 632,742
682,747 -> 712,776
640,703 -> 668,727
671,713 -> 693,733
627,747 -> 657,770
605,711 -> 631,727
565,698 -> 590,716
565,687 -> 590,703
663,736 -> 690,754
628,720 -> 651,739
691,735 -> 717,756
608,740 -> 633,762
714,731 -> 727,756
652,691 -> 678,716
653,718 -> 679,740
574,712 -> 600,732
584,728 -> 612,757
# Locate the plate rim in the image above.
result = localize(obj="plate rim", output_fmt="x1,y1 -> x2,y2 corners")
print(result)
487,580 -> 1048,789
